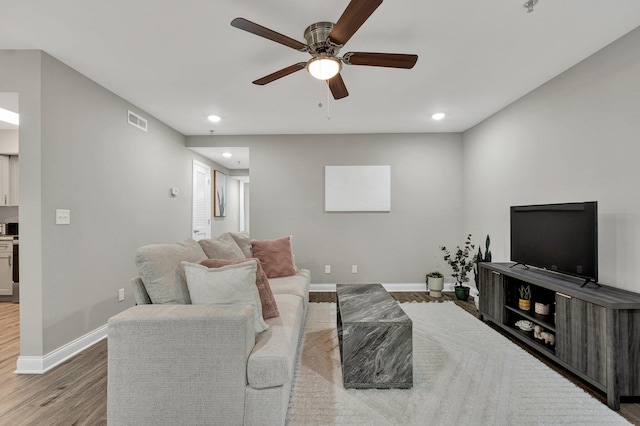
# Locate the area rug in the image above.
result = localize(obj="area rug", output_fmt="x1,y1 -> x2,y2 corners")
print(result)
286,302 -> 630,425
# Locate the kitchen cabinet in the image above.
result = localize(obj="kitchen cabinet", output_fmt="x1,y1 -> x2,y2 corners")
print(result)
0,155 -> 18,206
9,156 -> 18,206
0,155 -> 8,206
0,239 -> 12,296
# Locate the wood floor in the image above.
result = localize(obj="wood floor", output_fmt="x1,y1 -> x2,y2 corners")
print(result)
1,296 -> 639,425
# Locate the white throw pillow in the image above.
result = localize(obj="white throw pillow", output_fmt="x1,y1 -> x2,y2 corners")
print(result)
182,260 -> 268,333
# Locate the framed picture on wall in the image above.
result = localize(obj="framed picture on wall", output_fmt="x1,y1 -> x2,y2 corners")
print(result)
214,170 -> 227,217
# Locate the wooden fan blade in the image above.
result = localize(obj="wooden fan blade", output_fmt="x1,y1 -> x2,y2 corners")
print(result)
231,18 -> 308,52
327,73 -> 349,100
328,0 -> 383,46
343,52 -> 418,69
252,63 -> 307,86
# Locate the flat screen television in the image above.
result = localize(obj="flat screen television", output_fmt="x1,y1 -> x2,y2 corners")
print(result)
510,201 -> 598,285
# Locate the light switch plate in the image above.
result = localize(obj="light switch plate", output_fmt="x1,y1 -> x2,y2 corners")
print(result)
56,209 -> 71,225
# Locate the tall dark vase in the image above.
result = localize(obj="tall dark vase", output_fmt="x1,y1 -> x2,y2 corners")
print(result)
454,286 -> 470,301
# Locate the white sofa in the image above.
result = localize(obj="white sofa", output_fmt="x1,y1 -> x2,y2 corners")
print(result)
107,235 -> 310,426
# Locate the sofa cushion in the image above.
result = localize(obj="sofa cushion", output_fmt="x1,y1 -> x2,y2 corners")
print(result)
228,231 -> 252,258
135,239 -> 207,304
200,258 -> 279,319
247,294 -> 304,389
251,236 -> 297,278
199,233 -> 246,260
269,269 -> 311,301
183,260 -> 268,333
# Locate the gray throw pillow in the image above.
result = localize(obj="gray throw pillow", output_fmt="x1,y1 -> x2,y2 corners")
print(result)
182,260 -> 268,333
198,233 -> 246,260
228,231 -> 252,258
135,239 -> 207,304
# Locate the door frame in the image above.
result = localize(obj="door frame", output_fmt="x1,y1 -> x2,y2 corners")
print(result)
192,160 -> 211,240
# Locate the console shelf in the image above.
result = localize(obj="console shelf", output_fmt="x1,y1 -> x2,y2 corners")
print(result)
501,322 -> 555,357
504,305 -> 556,332
479,262 -> 640,410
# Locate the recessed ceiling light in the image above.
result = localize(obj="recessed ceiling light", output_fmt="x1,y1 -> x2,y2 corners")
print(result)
207,115 -> 221,123
432,112 -> 446,121
222,152 -> 232,158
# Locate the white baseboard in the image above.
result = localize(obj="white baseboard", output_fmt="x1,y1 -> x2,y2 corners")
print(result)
12,282 -> 478,374
310,282 -> 479,296
15,324 -> 108,374
311,283 -> 430,292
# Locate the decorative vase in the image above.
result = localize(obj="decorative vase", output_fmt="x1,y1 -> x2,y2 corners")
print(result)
427,276 -> 444,298
535,302 -> 550,315
454,286 -> 470,301
519,298 -> 531,311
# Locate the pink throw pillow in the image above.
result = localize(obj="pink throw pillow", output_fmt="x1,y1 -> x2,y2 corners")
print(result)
200,258 -> 279,319
251,236 -> 297,278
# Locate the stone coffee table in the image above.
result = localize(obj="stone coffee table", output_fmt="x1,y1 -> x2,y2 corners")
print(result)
336,283 -> 413,389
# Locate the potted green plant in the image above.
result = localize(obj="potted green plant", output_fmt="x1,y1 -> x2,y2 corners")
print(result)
518,285 -> 531,311
426,271 -> 444,297
473,234 -> 492,309
440,234 -> 477,301
473,234 -> 492,285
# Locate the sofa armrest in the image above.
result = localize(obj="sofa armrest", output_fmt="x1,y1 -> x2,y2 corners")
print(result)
107,304 -> 256,426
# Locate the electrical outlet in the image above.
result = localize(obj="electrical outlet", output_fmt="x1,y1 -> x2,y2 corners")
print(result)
325,265 -> 331,274
118,288 -> 125,302
352,265 -> 358,274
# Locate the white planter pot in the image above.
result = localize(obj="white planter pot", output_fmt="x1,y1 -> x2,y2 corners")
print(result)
427,277 -> 444,297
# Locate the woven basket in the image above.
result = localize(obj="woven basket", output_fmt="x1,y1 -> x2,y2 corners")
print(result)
535,302 -> 550,315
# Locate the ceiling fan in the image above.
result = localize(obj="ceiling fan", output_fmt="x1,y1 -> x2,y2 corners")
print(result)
231,0 -> 418,100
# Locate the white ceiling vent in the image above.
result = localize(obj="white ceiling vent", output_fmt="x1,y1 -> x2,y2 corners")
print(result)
128,110 -> 148,132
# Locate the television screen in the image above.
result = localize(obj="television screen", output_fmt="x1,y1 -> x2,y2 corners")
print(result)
510,201 -> 598,283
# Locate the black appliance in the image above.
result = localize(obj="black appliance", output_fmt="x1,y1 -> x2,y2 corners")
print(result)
13,237 -> 18,283
7,222 -> 18,235
510,201 -> 598,285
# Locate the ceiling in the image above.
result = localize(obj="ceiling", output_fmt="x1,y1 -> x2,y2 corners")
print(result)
189,146 -> 250,171
1,1 -> 639,139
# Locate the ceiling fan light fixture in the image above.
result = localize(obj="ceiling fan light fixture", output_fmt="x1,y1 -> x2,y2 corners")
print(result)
307,57 -> 341,80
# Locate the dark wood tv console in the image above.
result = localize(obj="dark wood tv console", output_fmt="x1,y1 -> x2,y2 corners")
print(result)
478,262 -> 640,409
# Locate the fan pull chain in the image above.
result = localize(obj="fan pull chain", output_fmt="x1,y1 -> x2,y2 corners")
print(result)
318,79 -> 324,109
317,80 -> 331,120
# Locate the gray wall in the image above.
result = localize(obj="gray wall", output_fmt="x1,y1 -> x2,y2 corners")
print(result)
463,26 -> 640,293
1,50 -> 217,355
0,206 -> 19,223
0,50 -> 44,357
4,22 -> 639,359
0,129 -> 19,153
187,133 -> 465,284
